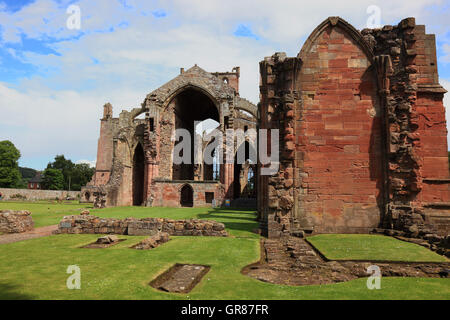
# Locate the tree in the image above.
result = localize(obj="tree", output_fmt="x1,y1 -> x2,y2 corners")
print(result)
42,168 -> 64,190
0,140 -> 22,188
47,155 -> 75,190
47,155 -> 95,191
70,163 -> 95,191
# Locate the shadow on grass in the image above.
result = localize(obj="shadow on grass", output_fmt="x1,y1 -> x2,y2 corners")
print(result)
197,209 -> 259,234
0,282 -> 35,300
216,207 -> 257,212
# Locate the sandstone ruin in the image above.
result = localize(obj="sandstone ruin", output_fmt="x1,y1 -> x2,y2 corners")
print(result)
257,17 -> 450,237
82,65 -> 257,209
57,215 -> 228,237
83,17 -> 450,238
0,210 -> 34,234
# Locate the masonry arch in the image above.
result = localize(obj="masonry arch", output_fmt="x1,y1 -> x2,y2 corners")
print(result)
294,16 -> 383,231
180,184 -> 194,207
171,87 -> 221,181
298,16 -> 374,62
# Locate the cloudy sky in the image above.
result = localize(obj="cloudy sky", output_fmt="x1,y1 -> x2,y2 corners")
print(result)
1,0 -> 450,170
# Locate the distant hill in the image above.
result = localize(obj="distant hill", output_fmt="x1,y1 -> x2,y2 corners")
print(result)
19,167 -> 38,180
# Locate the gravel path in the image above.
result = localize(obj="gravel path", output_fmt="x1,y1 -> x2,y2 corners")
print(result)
0,225 -> 58,245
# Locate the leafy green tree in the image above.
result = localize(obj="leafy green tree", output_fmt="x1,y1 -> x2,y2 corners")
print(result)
42,168 -> 64,190
47,155 -> 75,190
70,163 -> 95,191
0,140 -> 22,188
47,155 -> 95,191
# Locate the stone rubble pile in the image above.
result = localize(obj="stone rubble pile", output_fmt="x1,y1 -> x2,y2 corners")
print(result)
96,235 -> 119,244
0,210 -> 34,234
133,232 -> 170,250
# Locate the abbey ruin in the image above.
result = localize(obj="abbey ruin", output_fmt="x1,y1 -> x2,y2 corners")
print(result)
83,17 -> 450,238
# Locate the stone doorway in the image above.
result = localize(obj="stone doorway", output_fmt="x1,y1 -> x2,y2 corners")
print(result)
180,184 -> 194,207
132,143 -> 145,206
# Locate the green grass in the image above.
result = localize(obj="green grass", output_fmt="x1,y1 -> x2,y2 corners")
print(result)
0,201 -> 259,238
0,202 -> 449,300
307,234 -> 448,263
0,234 -> 449,300
0,201 -> 92,228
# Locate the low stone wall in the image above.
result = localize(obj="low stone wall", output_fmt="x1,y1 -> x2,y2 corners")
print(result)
57,215 -> 228,237
0,210 -> 34,233
0,188 -> 80,201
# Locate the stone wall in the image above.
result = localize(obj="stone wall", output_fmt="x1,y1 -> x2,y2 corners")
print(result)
150,180 -> 224,207
258,16 -> 450,237
57,215 -> 228,237
0,210 -> 34,233
0,188 -> 80,201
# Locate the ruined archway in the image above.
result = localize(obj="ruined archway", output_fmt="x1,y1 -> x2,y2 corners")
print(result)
180,184 -> 194,207
171,88 -> 220,181
132,143 -> 145,206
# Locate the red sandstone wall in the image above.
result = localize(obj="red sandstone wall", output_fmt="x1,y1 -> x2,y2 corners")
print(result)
93,119 -> 114,185
411,25 -> 450,204
297,26 -> 384,233
150,181 -> 223,207
415,93 -> 450,203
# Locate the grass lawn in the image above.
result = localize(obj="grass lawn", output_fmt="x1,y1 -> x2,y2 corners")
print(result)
0,201 -> 92,228
307,234 -> 449,263
0,201 -> 449,300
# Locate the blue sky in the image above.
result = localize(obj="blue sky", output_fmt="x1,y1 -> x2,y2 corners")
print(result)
0,0 -> 450,170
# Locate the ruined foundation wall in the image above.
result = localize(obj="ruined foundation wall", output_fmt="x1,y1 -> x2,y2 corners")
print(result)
0,210 -> 34,233
57,215 -> 227,237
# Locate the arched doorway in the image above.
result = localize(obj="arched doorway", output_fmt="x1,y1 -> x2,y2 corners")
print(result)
133,143 -> 145,206
180,184 -> 193,207
171,88 -> 220,180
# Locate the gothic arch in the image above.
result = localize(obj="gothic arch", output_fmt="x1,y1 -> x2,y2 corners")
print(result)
298,16 -> 374,63
162,84 -> 220,114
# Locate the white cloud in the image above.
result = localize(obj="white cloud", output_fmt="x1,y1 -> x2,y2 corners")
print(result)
1,0 -> 450,168
76,159 -> 96,168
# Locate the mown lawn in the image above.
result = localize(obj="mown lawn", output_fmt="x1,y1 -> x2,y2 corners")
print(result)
0,201 -> 449,300
307,234 -> 448,263
0,201 -> 92,228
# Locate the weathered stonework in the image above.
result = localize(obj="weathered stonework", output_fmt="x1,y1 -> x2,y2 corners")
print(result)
57,215 -> 228,237
258,17 -> 450,237
132,232 -> 170,250
0,210 -> 34,233
83,66 -> 257,208
0,188 -> 80,202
